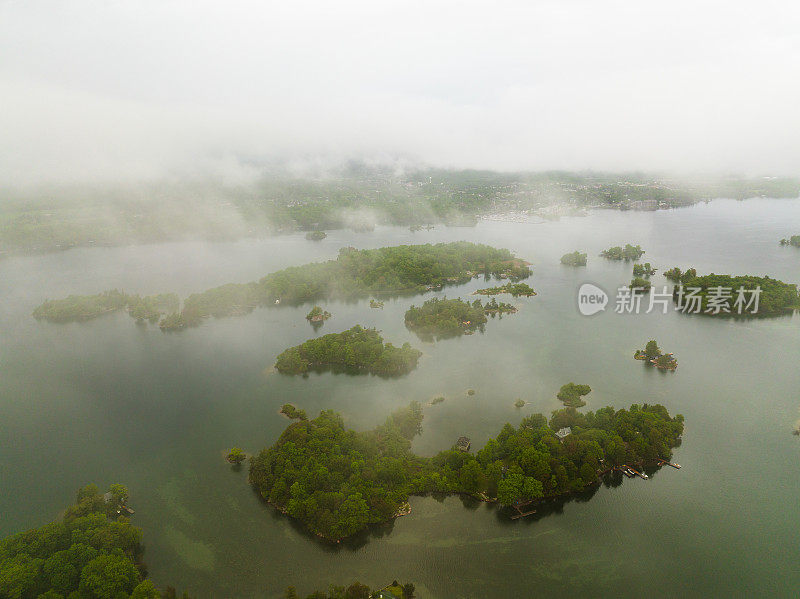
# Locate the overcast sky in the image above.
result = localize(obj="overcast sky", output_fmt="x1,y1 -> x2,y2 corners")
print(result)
2,0 -> 799,185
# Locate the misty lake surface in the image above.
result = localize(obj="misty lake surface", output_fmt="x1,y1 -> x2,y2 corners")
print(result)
2,199 -> 800,598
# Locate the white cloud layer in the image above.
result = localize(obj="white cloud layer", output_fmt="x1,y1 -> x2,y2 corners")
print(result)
2,0 -> 799,185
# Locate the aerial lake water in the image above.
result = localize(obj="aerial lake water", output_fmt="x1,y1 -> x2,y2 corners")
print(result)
1,198 -> 799,597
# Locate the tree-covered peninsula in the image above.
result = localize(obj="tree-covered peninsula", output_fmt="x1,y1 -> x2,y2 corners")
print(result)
274,326 -> 422,377
473,282 -> 535,297
32,290 -> 179,324
663,267 -> 697,283
0,484 -> 189,599
600,244 -> 645,261
35,243 -> 531,330
672,273 -> 800,316
560,251 -> 587,266
779,235 -> 800,247
249,402 -> 684,542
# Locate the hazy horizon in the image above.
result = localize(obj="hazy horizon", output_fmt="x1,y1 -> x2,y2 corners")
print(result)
2,0 -> 800,186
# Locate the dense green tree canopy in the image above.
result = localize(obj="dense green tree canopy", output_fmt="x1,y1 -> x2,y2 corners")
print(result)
250,402 -> 683,540
673,273 -> 800,316
600,244 -> 645,261
473,282 -> 535,297
34,243 -> 531,331
632,263 -> 656,277
404,297 -> 488,340
32,291 -> 179,324
0,485 -> 188,599
560,251 -> 587,266
556,383 -> 592,408
274,326 -> 422,377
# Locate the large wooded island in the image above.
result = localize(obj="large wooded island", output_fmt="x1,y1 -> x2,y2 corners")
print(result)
249,402 -> 683,542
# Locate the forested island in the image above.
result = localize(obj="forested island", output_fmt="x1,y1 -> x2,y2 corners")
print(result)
34,243 -> 531,330
633,263 -> 657,277
274,326 -> 422,377
404,297 -> 487,340
634,340 -> 677,370
306,306 -> 332,323
249,402 -> 684,542
305,231 -> 327,241
32,290 -> 179,324
0,484 -> 189,599
779,235 -> 800,247
556,383 -> 592,408
600,244 -> 645,261
473,282 -> 535,297
672,273 -> 800,316
560,251 -> 587,266
403,297 -> 517,341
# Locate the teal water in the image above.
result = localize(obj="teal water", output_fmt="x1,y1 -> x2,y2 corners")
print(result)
1,199 -> 799,597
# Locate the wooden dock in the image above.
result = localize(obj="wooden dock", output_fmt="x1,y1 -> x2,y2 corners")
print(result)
657,459 -> 681,469
510,507 -> 537,520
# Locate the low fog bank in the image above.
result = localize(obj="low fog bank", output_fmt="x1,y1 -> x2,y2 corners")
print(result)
2,1 -> 800,187
2,165 -> 798,255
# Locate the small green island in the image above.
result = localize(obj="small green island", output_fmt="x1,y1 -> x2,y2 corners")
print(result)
672,272 -> 800,316
249,401 -> 684,542
779,235 -> 800,247
556,383 -> 592,408
483,297 -> 517,315
473,282 -> 536,297
633,262 -> 657,277
600,244 -> 645,261
274,325 -> 422,377
33,290 -> 179,324
404,297 -> 487,340
560,251 -> 588,266
306,306 -> 332,323
305,230 -> 327,241
227,447 -> 248,464
369,299 -> 384,309
634,340 -> 677,370
0,484 -> 189,599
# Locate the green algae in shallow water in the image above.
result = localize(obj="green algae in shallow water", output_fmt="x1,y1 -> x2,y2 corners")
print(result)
163,525 -> 216,572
